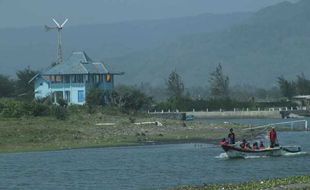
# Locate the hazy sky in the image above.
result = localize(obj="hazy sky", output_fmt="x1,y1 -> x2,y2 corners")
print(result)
0,0 -> 299,28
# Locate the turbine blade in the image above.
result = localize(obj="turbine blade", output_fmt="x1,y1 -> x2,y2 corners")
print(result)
44,25 -> 57,31
61,18 -> 68,27
52,18 -> 61,28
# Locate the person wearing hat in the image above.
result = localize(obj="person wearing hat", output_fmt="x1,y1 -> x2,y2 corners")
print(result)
269,127 -> 278,148
228,128 -> 235,144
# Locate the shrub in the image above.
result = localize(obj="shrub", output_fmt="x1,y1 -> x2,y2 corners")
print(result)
0,99 -> 27,118
29,102 -> 50,116
86,88 -> 105,106
52,106 -> 68,120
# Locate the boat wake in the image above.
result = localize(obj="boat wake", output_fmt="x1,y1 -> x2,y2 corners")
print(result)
282,151 -> 308,157
216,151 -> 308,160
215,153 -> 268,159
215,153 -> 228,159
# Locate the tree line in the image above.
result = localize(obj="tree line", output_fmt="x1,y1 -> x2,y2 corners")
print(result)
278,73 -> 310,100
0,65 -> 306,119
0,68 -> 36,100
156,63 -> 298,111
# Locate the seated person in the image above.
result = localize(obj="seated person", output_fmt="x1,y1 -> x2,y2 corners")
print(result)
220,138 -> 228,145
253,142 -> 259,150
245,142 -> 252,149
240,139 -> 247,149
259,141 -> 265,149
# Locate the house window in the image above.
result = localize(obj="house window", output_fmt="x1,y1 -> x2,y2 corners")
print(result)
78,90 -> 85,102
55,75 -> 63,83
106,74 -> 112,82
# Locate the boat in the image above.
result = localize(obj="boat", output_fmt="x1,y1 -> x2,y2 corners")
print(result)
221,143 -> 302,158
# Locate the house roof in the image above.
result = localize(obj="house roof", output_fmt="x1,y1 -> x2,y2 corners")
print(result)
42,51 -> 115,75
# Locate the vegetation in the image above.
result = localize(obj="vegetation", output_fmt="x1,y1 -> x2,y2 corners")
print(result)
15,67 -> 37,100
153,70 -> 297,112
175,175 -> 310,190
167,71 -> 185,98
0,67 -> 37,100
278,74 -> 310,100
0,75 -> 15,97
209,63 -> 229,99
96,0 -> 310,89
0,106 -> 253,153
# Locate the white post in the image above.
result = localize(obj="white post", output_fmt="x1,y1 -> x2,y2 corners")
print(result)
291,122 -> 293,130
305,120 -> 308,131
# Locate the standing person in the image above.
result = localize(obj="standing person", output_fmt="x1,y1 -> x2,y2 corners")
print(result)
269,127 -> 278,148
228,128 -> 235,144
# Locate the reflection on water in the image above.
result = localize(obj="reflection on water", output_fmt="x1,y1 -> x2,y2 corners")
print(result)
0,132 -> 309,189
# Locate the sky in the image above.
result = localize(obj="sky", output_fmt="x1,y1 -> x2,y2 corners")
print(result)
0,0 -> 299,28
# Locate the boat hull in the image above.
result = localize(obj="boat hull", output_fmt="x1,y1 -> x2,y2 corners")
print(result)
221,144 -> 301,158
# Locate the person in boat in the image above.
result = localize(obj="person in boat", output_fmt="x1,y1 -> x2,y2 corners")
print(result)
245,142 -> 252,149
240,139 -> 247,149
269,127 -> 278,148
253,142 -> 259,150
228,128 -> 235,144
259,141 -> 265,149
220,138 -> 228,145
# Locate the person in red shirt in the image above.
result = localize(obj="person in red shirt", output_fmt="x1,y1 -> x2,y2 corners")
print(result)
269,127 -> 278,148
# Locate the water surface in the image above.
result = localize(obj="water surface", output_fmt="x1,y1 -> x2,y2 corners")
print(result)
0,131 -> 309,190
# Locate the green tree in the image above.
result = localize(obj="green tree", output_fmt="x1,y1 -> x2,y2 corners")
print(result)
277,76 -> 296,100
114,86 -> 152,112
16,67 -> 37,100
296,73 -> 310,95
209,63 -> 229,99
166,71 -> 184,98
0,75 -> 15,97
86,88 -> 105,106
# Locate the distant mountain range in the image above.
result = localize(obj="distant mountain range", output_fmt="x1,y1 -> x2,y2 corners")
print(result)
107,0 -> 310,88
0,12 -> 250,77
2,0 -> 310,88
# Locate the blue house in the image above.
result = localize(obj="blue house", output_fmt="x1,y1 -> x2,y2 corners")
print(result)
30,51 -> 123,105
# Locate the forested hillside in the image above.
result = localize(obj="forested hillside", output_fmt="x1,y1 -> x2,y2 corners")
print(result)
0,12 -> 250,76
109,0 -> 310,87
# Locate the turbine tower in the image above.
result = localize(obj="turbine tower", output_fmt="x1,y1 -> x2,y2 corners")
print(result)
45,18 -> 68,64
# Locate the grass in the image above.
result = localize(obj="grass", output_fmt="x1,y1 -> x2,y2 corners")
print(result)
175,175 -> 310,190
0,109 -> 252,153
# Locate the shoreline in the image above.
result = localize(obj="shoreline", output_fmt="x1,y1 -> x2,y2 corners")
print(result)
0,112 -> 275,154
174,175 -> 310,190
0,137 -> 222,154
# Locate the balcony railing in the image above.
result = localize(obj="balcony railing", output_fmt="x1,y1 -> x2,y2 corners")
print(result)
50,83 -> 85,89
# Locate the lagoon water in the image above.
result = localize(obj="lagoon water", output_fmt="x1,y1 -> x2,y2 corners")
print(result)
0,119 -> 309,190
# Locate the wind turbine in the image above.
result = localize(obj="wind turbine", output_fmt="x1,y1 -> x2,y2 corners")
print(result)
45,18 -> 68,64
